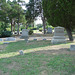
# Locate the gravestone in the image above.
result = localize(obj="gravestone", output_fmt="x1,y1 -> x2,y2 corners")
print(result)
33,39 -> 37,41
5,37 -> 16,41
43,38 -> 46,40
20,29 -> 29,41
3,42 -> 10,44
47,27 -> 52,34
70,45 -> 75,51
19,50 -> 24,55
51,26 -> 66,44
0,38 -> 3,41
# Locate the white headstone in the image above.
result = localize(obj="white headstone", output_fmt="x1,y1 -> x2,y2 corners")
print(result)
20,29 -> 29,41
70,45 -> 75,51
51,26 -> 66,44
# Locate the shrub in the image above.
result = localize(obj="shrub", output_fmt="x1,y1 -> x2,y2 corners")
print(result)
1,31 -> 12,37
28,30 -> 33,35
39,28 -> 42,32
6,28 -> 11,31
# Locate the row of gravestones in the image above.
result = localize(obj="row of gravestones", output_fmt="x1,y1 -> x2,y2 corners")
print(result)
0,27 -> 75,51
20,27 -> 75,51
12,28 -> 53,35
0,37 -> 16,41
20,27 -> 66,44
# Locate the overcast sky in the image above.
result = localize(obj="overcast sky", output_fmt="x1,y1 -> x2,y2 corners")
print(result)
6,0 -> 29,3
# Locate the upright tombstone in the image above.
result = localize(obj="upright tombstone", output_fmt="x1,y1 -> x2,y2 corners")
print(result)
51,26 -> 66,44
20,29 -> 29,41
47,27 -> 52,34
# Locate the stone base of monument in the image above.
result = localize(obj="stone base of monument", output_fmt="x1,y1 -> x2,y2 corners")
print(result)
51,39 -> 66,44
51,36 -> 66,44
20,36 -> 29,41
47,32 -> 52,34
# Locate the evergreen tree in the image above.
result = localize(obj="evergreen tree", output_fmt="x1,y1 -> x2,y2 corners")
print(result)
42,0 -> 75,41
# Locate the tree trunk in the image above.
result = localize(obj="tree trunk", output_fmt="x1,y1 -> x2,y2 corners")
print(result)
17,22 -> 19,35
17,17 -> 20,35
14,22 -> 15,33
26,23 -> 28,29
42,16 -> 46,34
11,22 -> 13,32
66,27 -> 73,41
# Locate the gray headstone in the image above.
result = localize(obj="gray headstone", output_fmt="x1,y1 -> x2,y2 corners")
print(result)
20,29 -> 29,41
70,45 -> 75,51
33,39 -> 37,41
0,38 -> 3,41
47,28 -> 52,34
3,42 -> 10,44
43,38 -> 46,40
19,50 -> 24,55
5,37 -> 16,41
51,26 -> 66,44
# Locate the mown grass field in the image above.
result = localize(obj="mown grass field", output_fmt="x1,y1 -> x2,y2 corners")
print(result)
0,40 -> 75,75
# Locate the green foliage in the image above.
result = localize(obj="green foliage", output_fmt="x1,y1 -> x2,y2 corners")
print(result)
0,22 -> 8,35
28,30 -> 33,35
1,31 -> 12,37
36,24 -> 43,29
42,0 -> 75,41
39,28 -> 42,32
28,27 -> 37,30
42,0 -> 75,28
6,28 -> 11,31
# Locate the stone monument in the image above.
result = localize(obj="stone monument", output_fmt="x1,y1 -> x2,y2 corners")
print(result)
20,29 -> 29,41
47,27 -> 52,34
51,26 -> 66,44
70,45 -> 75,51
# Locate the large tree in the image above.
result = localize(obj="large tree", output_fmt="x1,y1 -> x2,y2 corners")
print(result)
42,0 -> 75,41
7,0 -> 25,35
26,0 -> 46,34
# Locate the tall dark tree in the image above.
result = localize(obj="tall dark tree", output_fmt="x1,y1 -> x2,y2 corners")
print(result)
42,0 -> 75,41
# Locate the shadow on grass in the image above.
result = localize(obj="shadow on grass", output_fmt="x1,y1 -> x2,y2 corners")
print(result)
0,48 -> 75,75
0,40 -> 74,55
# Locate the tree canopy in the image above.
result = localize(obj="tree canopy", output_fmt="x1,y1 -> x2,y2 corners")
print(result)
42,0 -> 75,41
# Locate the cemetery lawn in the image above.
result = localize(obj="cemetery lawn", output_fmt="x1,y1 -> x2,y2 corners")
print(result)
0,40 -> 75,75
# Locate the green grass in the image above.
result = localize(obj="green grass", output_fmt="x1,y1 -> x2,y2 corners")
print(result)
0,42 -> 3,45
0,53 -> 75,75
3,40 -> 51,53
2,40 -> 74,54
0,40 -> 75,75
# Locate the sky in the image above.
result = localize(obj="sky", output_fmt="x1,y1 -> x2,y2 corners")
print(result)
6,0 -> 29,3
